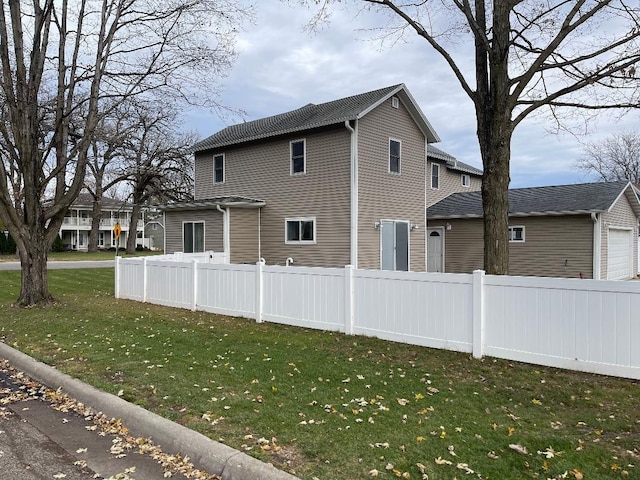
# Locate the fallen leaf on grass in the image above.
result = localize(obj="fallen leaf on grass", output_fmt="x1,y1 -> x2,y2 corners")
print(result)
537,446 -> 561,459
509,444 -> 528,455
435,456 -> 452,465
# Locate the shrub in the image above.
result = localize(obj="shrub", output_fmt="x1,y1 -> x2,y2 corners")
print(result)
5,232 -> 16,254
0,232 -> 7,254
51,234 -> 65,252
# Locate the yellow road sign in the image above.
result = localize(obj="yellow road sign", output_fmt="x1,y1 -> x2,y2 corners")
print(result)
114,222 -> 122,239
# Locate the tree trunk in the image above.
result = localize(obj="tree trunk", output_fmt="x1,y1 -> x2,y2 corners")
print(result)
474,0 -> 513,275
126,203 -> 141,254
16,229 -> 54,306
479,121 -> 512,274
88,194 -> 103,252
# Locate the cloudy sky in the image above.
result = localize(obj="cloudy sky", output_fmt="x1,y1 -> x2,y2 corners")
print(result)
186,2 -> 639,188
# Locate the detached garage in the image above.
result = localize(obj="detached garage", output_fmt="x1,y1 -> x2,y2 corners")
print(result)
607,228 -> 634,280
426,181 -> 640,280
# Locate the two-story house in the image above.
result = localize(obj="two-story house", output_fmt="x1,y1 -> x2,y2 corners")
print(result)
60,193 -> 145,250
162,84 -> 481,271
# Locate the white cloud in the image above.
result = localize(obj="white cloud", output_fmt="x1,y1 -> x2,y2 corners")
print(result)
187,1 -> 640,188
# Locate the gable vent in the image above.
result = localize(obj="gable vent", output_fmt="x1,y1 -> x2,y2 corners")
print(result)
391,96 -> 399,109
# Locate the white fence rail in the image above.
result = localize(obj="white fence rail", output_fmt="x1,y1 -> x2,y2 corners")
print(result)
115,258 -> 640,380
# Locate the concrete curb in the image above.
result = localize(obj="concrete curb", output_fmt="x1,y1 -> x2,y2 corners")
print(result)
0,343 -> 299,480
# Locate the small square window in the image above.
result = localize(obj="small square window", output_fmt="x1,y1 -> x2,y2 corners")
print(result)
285,217 -> 316,244
389,139 -> 401,174
461,174 -> 470,187
508,226 -> 525,243
431,163 -> 440,189
213,154 -> 224,184
291,139 -> 306,175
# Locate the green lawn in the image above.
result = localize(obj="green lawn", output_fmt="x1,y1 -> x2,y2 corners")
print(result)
0,269 -> 638,480
0,250 -> 162,262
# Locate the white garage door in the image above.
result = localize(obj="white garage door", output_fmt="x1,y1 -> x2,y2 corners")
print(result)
607,228 -> 633,280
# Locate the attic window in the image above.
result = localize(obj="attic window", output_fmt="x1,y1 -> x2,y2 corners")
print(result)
461,174 -> 470,187
391,96 -> 399,109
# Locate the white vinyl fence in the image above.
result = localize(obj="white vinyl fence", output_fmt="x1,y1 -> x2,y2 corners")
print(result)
115,257 -> 640,380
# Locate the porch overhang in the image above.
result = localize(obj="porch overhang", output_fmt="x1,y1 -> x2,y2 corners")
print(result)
160,196 -> 266,212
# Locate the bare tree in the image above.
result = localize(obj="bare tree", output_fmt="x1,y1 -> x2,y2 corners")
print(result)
307,0 -> 640,274
577,131 -> 640,184
0,1 -> 249,305
83,107 -> 127,252
119,102 -> 196,254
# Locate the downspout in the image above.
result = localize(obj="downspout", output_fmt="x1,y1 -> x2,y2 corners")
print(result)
162,211 -> 167,253
591,212 -> 601,280
424,140 -> 428,271
258,207 -> 262,261
345,120 -> 358,268
216,204 -> 230,261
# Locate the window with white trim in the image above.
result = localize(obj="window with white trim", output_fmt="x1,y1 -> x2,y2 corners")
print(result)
285,217 -> 316,244
98,232 -> 105,247
213,154 -> 224,184
508,226 -> 525,243
431,163 -> 440,189
183,221 -> 205,253
389,139 -> 401,174
290,139 -> 306,175
461,174 -> 471,187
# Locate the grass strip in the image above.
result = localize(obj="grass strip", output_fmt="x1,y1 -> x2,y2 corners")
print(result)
0,268 -> 638,479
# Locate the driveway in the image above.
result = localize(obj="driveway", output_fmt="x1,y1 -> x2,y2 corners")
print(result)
0,260 -> 114,271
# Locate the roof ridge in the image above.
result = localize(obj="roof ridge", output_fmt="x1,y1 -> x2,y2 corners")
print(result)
192,83 -> 436,153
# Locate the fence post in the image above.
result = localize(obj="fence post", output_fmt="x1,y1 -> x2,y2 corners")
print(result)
142,257 -> 148,302
115,256 -> 121,299
344,265 -> 354,335
472,269 -> 485,359
191,260 -> 198,311
255,259 -> 265,323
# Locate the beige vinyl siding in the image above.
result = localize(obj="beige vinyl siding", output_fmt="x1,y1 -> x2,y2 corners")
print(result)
428,219 -> 484,273
357,97 -> 426,271
195,127 -> 351,267
507,216 -> 593,278
164,210 -> 223,254
429,215 -> 593,278
600,193 -> 638,277
427,162 -> 481,206
229,207 -> 261,264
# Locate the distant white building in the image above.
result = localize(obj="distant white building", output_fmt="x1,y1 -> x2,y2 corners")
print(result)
59,193 -> 145,250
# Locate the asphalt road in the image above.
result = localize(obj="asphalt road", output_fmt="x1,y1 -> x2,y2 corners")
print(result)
0,260 -> 114,270
0,364 -> 192,480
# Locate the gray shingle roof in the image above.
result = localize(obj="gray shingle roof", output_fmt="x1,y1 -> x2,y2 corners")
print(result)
427,144 -> 483,176
73,193 -> 132,209
193,84 -> 440,152
427,181 -> 639,218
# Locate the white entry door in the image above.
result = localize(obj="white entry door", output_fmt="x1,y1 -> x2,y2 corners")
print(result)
427,228 -> 444,272
381,220 -> 409,271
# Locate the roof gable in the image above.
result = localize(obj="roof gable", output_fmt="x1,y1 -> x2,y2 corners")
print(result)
193,84 -> 440,152
427,181 -> 640,219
